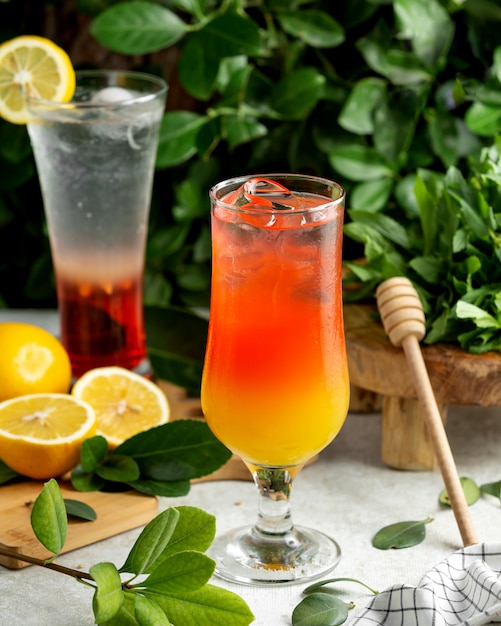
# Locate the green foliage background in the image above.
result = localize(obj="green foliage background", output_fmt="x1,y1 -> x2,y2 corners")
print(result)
1,0 -> 500,342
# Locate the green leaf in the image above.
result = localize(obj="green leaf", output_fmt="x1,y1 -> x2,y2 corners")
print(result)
383,50 -> 432,85
156,112 -> 208,169
414,168 -> 443,255
271,68 -> 325,119
166,0 -> 205,17
304,577 -> 379,596
90,1 -> 189,54
480,480 -> 501,503
455,301 -> 500,329
372,518 -> 433,549
114,420 -> 232,483
121,507 -> 180,575
96,455 -> 141,483
427,113 -> 478,169
70,465 -> 107,492
147,224 -> 191,262
494,46 -> 501,83
30,479 -> 67,556
409,256 -> 444,283
350,178 -> 395,212
214,55 -> 250,98
373,87 -> 426,165
356,32 -> 432,85
80,436 -> 109,473
292,592 -> 349,626
465,102 -> 501,136
178,14 -> 261,100
178,35 -> 221,101
173,178 -> 209,222
127,478 -> 191,498
147,583 -> 254,626
154,505 -> 216,558
145,305 -> 207,394
0,458 -> 21,485
338,78 -> 387,135
347,210 -> 410,248
328,145 -> 393,181
64,498 -> 98,521
141,551 -> 215,593
277,10 -> 345,48
199,13 -> 261,57
394,0 -> 454,67
100,593 -> 137,626
224,115 -> 268,150
134,594 -> 171,626
439,477 -> 480,506
90,562 -> 125,623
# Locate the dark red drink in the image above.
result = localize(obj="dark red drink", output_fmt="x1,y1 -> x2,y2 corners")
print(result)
57,271 -> 145,378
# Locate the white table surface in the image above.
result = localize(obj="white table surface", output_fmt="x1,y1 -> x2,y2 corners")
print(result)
1,310 -> 500,625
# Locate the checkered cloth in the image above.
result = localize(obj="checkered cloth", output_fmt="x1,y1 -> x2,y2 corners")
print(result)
350,543 -> 501,625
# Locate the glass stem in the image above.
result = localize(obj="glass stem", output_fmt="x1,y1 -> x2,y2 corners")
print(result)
246,464 -> 303,537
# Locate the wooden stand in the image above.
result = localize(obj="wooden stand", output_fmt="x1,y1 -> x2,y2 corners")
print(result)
345,303 -> 501,470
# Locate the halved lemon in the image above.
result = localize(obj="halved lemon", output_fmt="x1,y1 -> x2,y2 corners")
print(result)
71,367 -> 170,448
0,394 -> 97,480
0,321 -> 72,402
0,35 -> 75,124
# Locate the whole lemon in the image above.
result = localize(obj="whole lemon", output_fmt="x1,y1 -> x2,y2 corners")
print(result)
0,322 -> 72,401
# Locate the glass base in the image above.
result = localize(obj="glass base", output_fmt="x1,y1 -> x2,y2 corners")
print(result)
209,524 -> 341,586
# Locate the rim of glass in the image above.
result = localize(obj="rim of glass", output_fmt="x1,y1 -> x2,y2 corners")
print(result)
26,69 -> 168,109
209,173 -> 345,215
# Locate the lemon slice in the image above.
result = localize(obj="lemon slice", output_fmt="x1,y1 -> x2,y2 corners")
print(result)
0,393 -> 97,480
71,367 -> 170,448
0,35 -> 75,124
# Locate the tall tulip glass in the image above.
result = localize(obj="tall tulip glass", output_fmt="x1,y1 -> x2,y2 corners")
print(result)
201,174 -> 350,585
27,70 -> 167,378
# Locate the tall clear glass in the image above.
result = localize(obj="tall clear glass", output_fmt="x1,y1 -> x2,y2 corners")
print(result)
201,174 -> 350,584
26,70 -> 167,378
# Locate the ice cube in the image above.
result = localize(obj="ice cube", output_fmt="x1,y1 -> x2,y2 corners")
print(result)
224,177 -> 304,210
91,86 -> 135,104
245,177 -> 305,210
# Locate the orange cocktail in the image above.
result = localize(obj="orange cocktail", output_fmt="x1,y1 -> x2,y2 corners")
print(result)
201,174 -> 349,585
202,186 -> 349,467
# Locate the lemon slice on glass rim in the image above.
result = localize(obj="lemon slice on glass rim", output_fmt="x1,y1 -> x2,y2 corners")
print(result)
0,35 -> 75,125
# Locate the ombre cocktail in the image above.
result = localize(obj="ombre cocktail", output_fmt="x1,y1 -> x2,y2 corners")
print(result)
202,174 -> 350,584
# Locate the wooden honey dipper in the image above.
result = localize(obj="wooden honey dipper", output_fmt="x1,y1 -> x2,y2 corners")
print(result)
376,276 -> 478,547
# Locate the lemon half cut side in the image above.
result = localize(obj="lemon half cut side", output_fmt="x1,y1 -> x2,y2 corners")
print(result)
0,321 -> 72,402
0,35 -> 75,124
71,367 -> 170,449
0,393 -> 97,480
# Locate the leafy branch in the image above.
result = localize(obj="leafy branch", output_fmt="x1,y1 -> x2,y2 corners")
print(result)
1,479 -> 254,626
